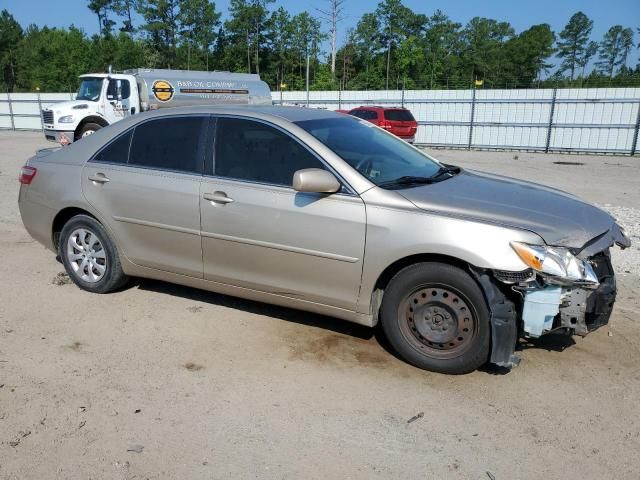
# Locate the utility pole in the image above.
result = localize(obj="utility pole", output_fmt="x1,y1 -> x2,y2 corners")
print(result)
316,0 -> 345,78
306,53 -> 310,107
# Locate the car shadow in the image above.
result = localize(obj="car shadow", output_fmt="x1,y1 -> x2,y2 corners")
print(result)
518,333 -> 577,352
135,278 -> 375,341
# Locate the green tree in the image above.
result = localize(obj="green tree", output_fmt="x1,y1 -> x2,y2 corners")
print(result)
136,0 -> 180,67
556,11 -> 593,80
0,10 -> 23,91
596,25 -> 635,78
422,10 -> 462,88
374,0 -> 424,89
352,13 -> 383,89
503,24 -> 555,86
177,0 -> 221,70
88,0 -> 115,36
15,26 -> 92,91
462,17 -> 514,86
223,0 -> 274,74
111,0 -> 135,33
266,7 -> 293,88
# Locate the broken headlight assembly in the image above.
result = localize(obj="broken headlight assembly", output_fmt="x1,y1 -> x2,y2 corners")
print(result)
510,241 -> 599,287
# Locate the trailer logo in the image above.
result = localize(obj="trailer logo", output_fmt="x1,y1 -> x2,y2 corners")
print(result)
152,79 -> 174,102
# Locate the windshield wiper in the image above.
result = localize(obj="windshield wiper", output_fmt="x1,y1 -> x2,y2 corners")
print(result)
430,165 -> 460,180
377,175 -> 436,189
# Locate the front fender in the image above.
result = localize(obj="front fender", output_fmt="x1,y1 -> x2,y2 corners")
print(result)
357,189 -> 543,315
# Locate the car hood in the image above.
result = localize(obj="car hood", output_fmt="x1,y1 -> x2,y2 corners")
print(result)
397,169 -> 616,249
45,100 -> 92,112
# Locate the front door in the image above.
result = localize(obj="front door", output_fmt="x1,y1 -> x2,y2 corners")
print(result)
82,115 -> 208,277
200,117 -> 367,311
104,77 -> 132,124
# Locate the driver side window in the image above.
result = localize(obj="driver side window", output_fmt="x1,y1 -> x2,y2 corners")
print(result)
214,117 -> 325,187
107,79 -> 131,100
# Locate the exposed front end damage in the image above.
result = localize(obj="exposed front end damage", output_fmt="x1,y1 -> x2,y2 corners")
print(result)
475,223 -> 630,369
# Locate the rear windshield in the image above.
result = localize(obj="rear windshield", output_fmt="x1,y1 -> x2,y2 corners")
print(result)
384,110 -> 415,122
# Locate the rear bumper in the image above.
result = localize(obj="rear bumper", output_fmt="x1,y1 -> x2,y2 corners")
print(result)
18,190 -> 57,252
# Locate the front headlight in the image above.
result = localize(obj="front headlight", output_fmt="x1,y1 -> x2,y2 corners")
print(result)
510,241 -> 599,285
58,115 -> 74,123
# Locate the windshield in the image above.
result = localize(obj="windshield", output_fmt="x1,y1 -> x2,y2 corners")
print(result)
76,77 -> 104,101
295,116 -> 440,185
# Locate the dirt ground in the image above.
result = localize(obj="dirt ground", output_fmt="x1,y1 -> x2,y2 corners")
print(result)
1,131 -> 639,479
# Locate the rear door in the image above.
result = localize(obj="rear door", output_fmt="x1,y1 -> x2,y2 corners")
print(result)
199,116 -> 367,310
82,115 -> 207,277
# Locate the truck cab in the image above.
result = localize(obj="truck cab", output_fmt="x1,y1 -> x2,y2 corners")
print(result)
42,68 -> 272,144
42,73 -> 140,144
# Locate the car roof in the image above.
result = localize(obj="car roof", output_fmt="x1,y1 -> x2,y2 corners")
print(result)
141,105 -> 341,123
352,106 -> 408,111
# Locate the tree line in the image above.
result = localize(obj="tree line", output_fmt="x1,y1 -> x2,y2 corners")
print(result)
0,1 -> 638,93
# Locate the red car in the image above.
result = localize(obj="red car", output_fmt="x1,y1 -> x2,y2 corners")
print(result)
347,106 -> 418,143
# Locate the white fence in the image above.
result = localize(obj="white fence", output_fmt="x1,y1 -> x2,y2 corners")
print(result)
2,88 -> 640,154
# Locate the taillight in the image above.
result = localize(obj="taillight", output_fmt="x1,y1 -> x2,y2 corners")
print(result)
19,165 -> 37,185
380,120 -> 393,130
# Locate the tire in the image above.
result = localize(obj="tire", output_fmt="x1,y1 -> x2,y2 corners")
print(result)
59,214 -> 128,294
77,122 -> 102,140
380,262 -> 490,374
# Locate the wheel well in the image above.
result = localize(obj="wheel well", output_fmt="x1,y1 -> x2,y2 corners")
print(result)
52,207 -> 96,250
75,116 -> 109,138
370,253 -> 473,322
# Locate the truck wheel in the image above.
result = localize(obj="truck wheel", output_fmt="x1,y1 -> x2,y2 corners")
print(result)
77,122 -> 102,139
380,262 -> 490,374
59,215 -> 128,294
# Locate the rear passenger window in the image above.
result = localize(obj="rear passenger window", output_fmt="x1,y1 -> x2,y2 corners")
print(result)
214,118 -> 325,186
384,110 -> 415,121
352,110 -> 377,120
92,130 -> 132,164
129,116 -> 206,174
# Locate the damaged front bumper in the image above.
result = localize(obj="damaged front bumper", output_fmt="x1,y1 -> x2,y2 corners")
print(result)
474,224 -> 627,370
519,251 -> 616,338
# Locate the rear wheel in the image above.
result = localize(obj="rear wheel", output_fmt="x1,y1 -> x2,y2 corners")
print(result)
380,262 -> 490,374
59,215 -> 128,293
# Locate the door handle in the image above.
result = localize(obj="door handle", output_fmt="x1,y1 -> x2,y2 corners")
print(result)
88,173 -> 110,184
203,191 -> 234,204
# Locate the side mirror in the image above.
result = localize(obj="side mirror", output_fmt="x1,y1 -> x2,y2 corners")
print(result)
293,168 -> 341,193
116,80 -> 123,101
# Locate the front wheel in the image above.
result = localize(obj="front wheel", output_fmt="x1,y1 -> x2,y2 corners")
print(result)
76,122 -> 102,140
380,262 -> 490,374
59,214 -> 128,293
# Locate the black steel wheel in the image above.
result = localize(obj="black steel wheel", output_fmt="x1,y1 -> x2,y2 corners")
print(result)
381,262 -> 490,374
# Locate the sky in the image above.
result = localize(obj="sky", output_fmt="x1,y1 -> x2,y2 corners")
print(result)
3,0 -> 639,51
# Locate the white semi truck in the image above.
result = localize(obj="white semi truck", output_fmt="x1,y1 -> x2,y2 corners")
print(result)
41,68 -> 272,144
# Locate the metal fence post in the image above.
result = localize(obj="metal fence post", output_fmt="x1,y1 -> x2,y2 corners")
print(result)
467,86 -> 476,150
338,88 -> 342,110
401,84 -> 405,108
545,88 -> 557,153
631,101 -> 640,156
37,90 -> 44,132
7,91 -> 15,130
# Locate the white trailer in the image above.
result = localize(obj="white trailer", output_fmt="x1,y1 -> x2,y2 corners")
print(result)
41,68 -> 272,143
